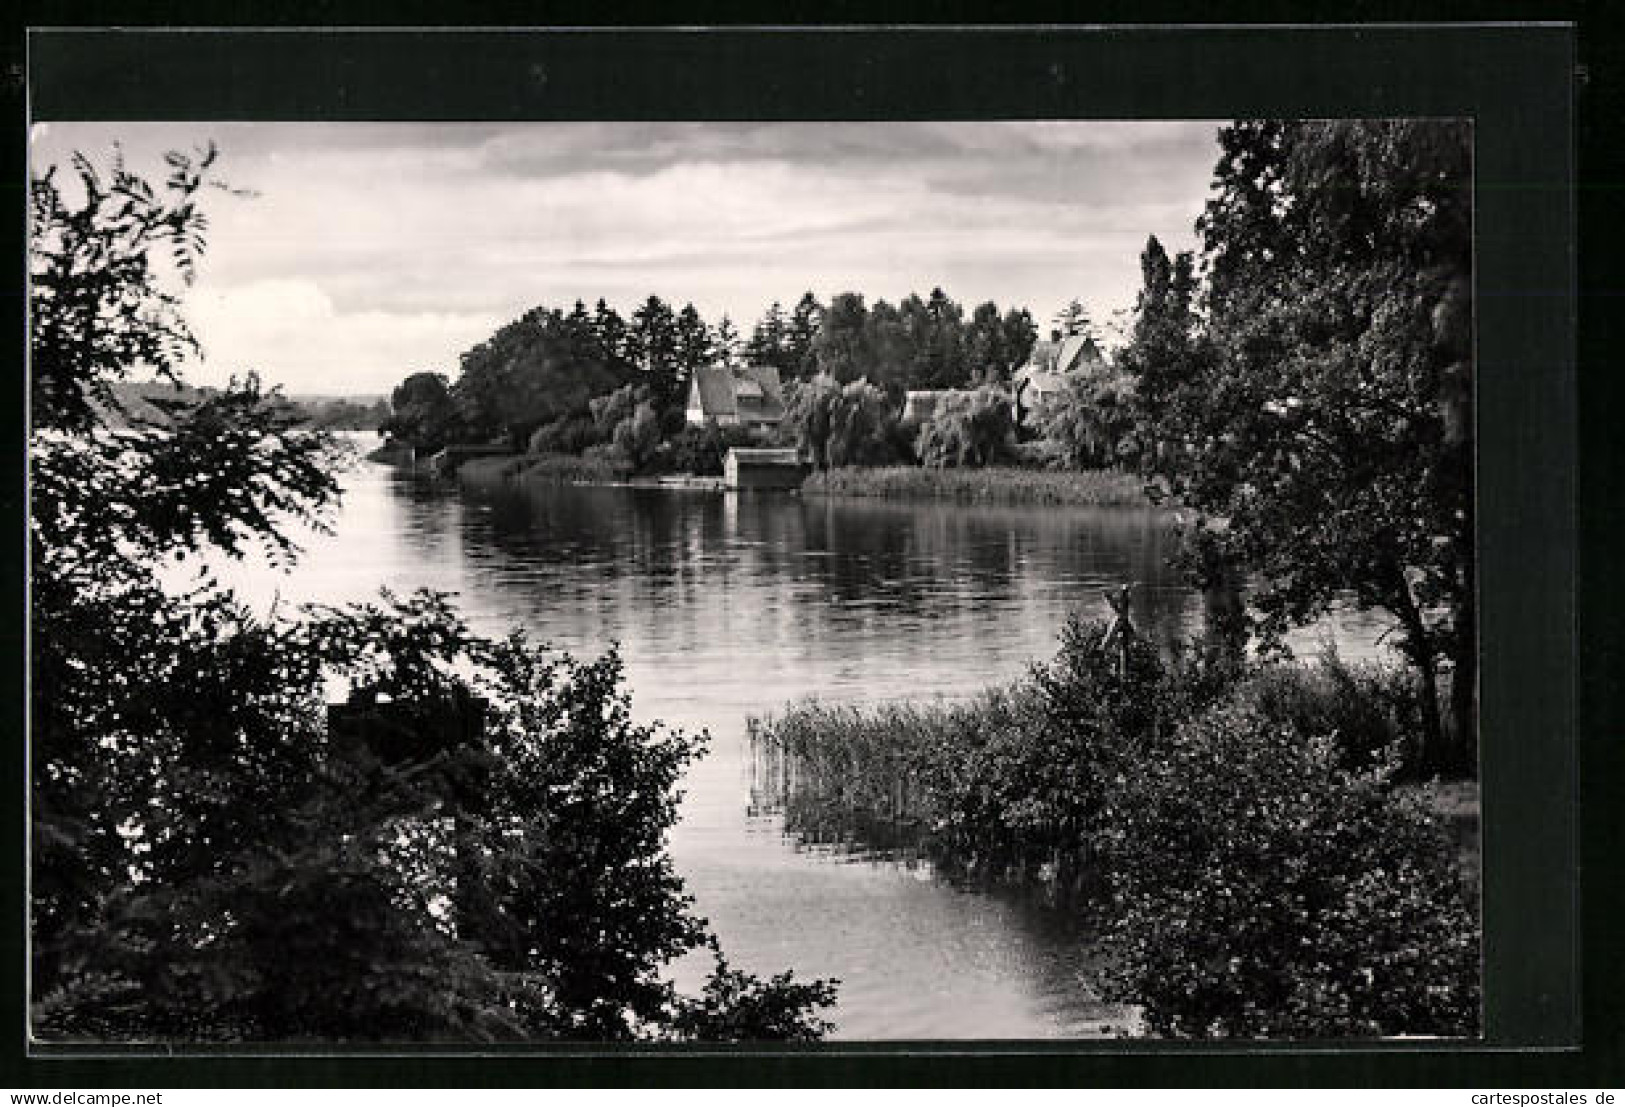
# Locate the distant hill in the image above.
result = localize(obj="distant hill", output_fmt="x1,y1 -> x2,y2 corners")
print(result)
93,380 -> 218,429
90,381 -> 390,432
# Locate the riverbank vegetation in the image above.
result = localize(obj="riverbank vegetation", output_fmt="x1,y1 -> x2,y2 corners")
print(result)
752,117 -> 1479,1038
801,465 -> 1147,507
457,452 -> 634,485
749,619 -> 1480,1038
30,145 -> 835,1043
372,116 -> 1474,780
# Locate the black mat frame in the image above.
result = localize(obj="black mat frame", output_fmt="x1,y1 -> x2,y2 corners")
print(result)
9,18 -> 1600,1088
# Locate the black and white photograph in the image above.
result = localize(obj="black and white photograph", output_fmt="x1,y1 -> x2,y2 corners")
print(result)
27,37 -> 1507,1051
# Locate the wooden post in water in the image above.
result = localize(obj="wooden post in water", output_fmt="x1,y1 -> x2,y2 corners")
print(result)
1101,584 -> 1137,679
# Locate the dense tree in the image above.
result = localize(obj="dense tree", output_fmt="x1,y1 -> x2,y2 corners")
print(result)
745,301 -> 789,370
589,383 -> 644,439
295,395 -> 392,432
781,375 -> 899,469
667,420 -> 760,477
1147,120 -> 1474,775
674,303 -> 714,384
453,306 -> 629,449
785,293 -> 825,378
1053,298 -> 1095,341
30,147 -> 835,1043
860,299 -> 912,395
629,295 -> 682,408
383,371 -> 465,453
1001,308 -> 1039,374
527,412 -> 600,456
592,298 -> 633,372
715,314 -> 741,368
610,401 -> 664,471
1119,235 -> 1201,449
811,292 -> 871,384
962,302 -> 1007,383
826,380 -> 903,467
894,290 -> 967,391
1035,367 -> 1140,470
914,386 -> 1014,468
781,376 -> 837,469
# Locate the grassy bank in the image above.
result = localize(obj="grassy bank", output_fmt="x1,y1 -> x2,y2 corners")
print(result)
749,622 -> 1480,1039
456,453 -> 633,484
802,465 -> 1149,506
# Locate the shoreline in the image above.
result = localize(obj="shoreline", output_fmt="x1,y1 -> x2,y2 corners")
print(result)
802,465 -> 1151,507
442,453 -> 1154,508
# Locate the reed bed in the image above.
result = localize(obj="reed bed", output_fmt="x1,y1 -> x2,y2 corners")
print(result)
801,465 -> 1150,506
749,626 -> 1483,1038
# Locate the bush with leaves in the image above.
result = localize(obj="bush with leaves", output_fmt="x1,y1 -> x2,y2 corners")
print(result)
609,400 -> 664,473
754,616 -> 1204,890
31,145 -> 835,1043
914,386 -> 1014,469
1035,368 -> 1140,470
382,371 -> 467,454
1236,649 -> 1427,775
666,420 -> 760,476
782,376 -> 904,470
825,380 -> 903,467
1094,703 -> 1479,1039
527,412 -> 601,456
753,614 -> 1477,1038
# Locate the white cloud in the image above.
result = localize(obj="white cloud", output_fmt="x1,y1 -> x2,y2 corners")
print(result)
34,121 -> 1222,394
184,279 -> 502,396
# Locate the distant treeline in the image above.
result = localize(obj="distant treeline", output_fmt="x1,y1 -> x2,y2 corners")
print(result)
289,394 -> 391,431
98,381 -> 390,432
380,290 -> 1042,456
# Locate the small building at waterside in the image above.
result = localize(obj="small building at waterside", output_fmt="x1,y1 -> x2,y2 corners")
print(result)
723,447 -> 806,490
687,365 -> 788,429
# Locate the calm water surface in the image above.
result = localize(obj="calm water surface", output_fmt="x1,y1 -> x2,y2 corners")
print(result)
213,449 -> 1393,1039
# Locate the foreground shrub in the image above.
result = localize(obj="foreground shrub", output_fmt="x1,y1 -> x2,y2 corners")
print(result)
751,617 -> 1191,889
34,587 -> 838,1043
1095,703 -> 1480,1039
751,614 -> 1478,1038
1238,650 -> 1427,774
31,144 -> 832,1044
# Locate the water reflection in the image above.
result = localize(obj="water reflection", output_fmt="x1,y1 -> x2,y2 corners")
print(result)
214,457 -> 1391,1039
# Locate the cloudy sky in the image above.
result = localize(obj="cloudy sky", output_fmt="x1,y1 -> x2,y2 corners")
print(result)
31,120 -> 1222,397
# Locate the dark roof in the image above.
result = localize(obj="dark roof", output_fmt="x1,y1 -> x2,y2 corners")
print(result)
1025,340 -> 1062,371
1018,335 -> 1105,378
1055,335 -> 1105,374
691,367 -> 738,419
689,365 -> 785,422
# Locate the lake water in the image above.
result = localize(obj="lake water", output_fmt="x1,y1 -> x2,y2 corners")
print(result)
208,450 -> 1393,1039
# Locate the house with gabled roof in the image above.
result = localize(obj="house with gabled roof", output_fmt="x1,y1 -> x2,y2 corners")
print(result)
686,365 -> 787,429
1013,333 -> 1107,425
